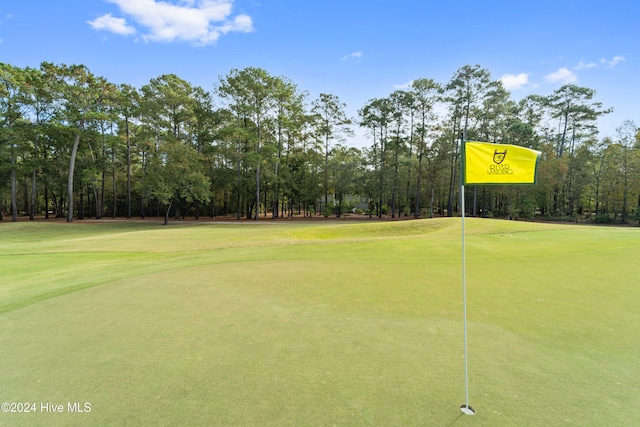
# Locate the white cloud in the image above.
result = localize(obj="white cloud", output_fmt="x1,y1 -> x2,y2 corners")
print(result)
341,51 -> 362,61
602,55 -> 625,68
574,60 -> 598,70
572,56 -> 625,70
545,67 -> 577,84
87,13 -> 136,35
90,0 -> 254,45
500,73 -> 529,90
392,80 -> 413,89
543,55 -> 623,86
0,13 -> 12,25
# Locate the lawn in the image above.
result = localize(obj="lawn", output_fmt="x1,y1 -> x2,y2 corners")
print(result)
0,218 -> 638,426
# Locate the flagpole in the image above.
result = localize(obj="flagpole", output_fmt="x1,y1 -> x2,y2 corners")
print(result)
460,135 -> 475,416
456,136 -> 540,416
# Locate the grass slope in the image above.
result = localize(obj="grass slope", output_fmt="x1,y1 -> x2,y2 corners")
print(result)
0,219 -> 638,426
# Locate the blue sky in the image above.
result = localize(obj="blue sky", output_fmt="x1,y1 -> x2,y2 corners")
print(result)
1,0 -> 637,146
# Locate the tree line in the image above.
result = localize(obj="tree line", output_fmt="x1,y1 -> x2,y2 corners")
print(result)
1,62 -> 639,224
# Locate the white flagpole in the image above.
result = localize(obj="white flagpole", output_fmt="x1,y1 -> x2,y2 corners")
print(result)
460,137 -> 475,416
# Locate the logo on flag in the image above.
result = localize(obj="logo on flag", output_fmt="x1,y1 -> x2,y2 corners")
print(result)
493,150 -> 507,164
462,141 -> 540,185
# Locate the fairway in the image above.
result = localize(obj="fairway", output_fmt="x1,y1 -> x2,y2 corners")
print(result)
1,218 -> 639,426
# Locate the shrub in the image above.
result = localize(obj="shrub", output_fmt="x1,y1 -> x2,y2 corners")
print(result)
323,203 -> 334,218
593,213 -> 613,224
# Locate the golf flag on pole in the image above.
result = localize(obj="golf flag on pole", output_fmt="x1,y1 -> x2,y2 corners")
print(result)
462,141 -> 541,185
458,138 -> 541,416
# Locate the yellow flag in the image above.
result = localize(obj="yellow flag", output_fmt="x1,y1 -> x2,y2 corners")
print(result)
462,141 -> 541,185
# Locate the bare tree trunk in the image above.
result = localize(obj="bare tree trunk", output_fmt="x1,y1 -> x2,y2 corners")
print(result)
126,117 -> 131,218
30,135 -> 39,220
391,139 -> 400,218
254,163 -> 260,221
473,187 -> 477,216
67,132 -> 81,222
164,200 -> 172,225
236,149 -> 241,220
112,161 -> 117,218
414,152 -> 423,217
30,171 -> 36,220
100,169 -> 105,219
430,188 -> 435,218
324,134 -> 329,207
11,153 -> 17,222
44,184 -> 50,219
254,119 -> 262,221
447,147 -> 456,216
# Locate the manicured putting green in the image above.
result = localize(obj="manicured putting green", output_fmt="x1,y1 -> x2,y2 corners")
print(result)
0,218 -> 638,425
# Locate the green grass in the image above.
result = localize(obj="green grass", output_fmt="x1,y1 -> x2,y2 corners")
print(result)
0,218 -> 638,426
